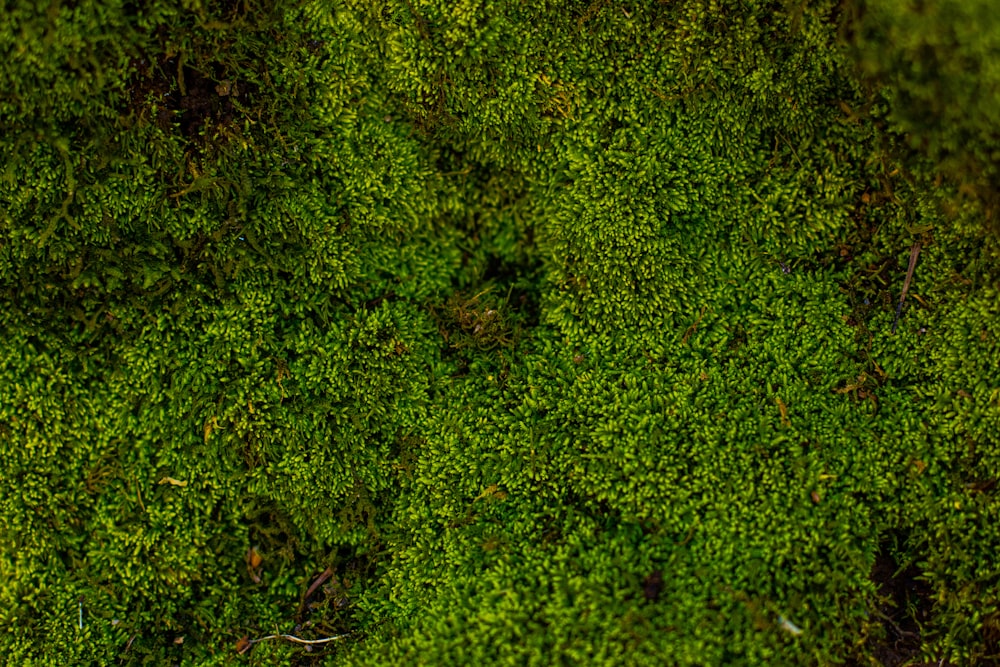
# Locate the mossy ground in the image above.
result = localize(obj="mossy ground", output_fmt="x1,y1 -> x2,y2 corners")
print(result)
1,0 -> 999,665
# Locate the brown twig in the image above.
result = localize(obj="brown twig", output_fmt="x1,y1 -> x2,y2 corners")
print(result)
681,306 -> 706,345
298,566 -> 334,616
892,241 -> 921,334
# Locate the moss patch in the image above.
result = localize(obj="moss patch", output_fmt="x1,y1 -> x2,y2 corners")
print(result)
2,0 -> 999,664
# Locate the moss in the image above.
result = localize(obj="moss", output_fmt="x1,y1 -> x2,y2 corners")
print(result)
2,0 -> 1000,664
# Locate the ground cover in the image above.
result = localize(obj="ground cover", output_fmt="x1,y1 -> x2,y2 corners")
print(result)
1,0 -> 999,664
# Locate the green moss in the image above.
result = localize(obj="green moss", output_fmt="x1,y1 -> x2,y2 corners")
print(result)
2,0 -> 999,664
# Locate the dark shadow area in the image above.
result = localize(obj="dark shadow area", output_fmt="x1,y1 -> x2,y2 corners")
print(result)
126,50 -> 261,147
858,536 -> 937,667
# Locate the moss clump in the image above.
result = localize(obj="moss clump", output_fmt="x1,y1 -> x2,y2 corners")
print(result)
2,0 -> 999,665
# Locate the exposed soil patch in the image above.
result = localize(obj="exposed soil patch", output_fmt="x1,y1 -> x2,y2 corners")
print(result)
865,543 -> 936,666
126,51 -> 260,147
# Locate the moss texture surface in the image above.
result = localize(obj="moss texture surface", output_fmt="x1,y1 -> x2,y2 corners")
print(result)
2,0 -> 999,664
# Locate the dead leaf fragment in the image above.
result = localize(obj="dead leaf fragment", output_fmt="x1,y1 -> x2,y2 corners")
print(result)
235,636 -> 251,654
204,416 -> 219,443
247,547 -> 263,584
775,396 -> 790,427
474,484 -> 508,502
157,477 -> 188,487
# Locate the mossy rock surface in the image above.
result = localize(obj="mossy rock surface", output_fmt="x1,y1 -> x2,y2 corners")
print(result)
2,0 -> 999,664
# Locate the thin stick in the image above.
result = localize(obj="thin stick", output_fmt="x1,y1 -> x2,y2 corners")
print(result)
892,241 -> 921,334
250,633 -> 350,647
303,567 -> 333,604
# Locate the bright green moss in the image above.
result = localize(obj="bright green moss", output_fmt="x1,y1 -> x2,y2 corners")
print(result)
2,0 -> 1000,664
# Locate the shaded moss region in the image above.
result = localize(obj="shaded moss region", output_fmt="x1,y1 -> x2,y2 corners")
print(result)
2,0 -> 1000,665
